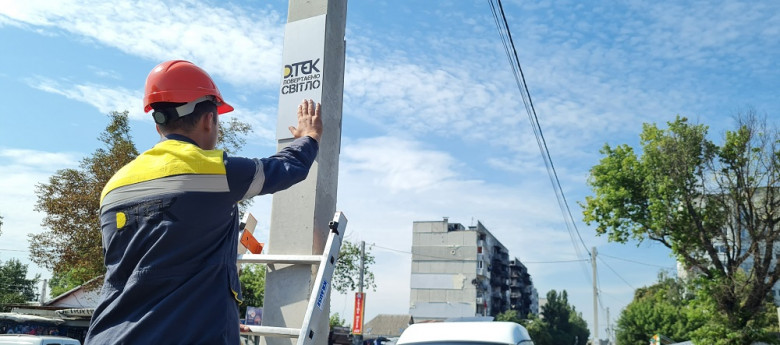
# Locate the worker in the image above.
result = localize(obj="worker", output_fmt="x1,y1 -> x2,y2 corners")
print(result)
85,60 -> 323,344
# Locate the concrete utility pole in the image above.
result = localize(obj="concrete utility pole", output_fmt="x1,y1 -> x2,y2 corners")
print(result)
263,1 -> 347,345
592,247 -> 598,344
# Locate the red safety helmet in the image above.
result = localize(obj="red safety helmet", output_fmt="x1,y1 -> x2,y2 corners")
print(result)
143,60 -> 234,115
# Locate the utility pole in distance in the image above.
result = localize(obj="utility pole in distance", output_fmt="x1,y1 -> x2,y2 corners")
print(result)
263,1 -> 347,345
592,247 -> 598,345
352,241 -> 365,345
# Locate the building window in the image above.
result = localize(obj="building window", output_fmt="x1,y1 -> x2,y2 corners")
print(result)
478,261 -> 483,269
477,246 -> 482,254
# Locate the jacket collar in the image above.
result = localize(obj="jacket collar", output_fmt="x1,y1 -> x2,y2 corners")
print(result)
164,133 -> 199,147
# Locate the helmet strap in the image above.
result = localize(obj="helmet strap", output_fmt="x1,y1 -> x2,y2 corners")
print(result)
172,95 -> 217,117
152,95 -> 217,125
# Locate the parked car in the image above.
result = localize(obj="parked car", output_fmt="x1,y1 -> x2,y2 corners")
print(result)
396,321 -> 533,345
0,334 -> 80,345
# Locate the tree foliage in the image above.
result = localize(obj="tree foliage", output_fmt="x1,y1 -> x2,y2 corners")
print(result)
616,272 -> 702,344
495,309 -> 523,323
687,273 -> 779,345
32,111 -> 137,292
239,263 -> 266,316
0,259 -> 39,311
503,290 -> 589,345
238,240 -> 377,314
329,312 -> 347,328
31,111 -> 254,293
332,241 -> 376,294
582,113 -> 780,343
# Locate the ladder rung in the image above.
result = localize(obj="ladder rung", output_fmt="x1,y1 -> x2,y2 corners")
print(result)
238,254 -> 321,265
243,325 -> 301,338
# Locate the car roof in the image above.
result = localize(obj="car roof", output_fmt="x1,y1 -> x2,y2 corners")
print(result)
396,321 -> 531,345
0,334 -> 80,344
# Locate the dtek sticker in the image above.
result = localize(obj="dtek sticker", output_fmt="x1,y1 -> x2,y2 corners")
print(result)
281,59 -> 322,95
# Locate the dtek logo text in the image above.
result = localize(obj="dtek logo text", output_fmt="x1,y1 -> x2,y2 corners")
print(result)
281,58 -> 321,94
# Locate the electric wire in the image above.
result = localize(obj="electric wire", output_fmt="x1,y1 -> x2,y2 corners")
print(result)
599,252 -> 675,269
487,0 -> 592,285
598,256 -> 635,290
369,243 -> 587,264
0,248 -> 29,253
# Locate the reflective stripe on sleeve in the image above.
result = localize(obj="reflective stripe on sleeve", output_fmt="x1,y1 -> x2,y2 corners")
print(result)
240,159 -> 265,201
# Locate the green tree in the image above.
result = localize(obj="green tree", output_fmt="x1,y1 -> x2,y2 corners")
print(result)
239,264 -> 266,316
495,309 -> 523,323
514,290 -> 588,345
582,113 -> 780,343
0,259 -> 40,311
32,111 -> 137,292
541,290 -> 589,345
521,314 -> 552,345
48,267 -> 94,297
31,111 -> 254,293
686,273 -> 779,345
238,240 -> 377,316
329,312 -> 347,328
616,272 -> 702,344
333,241 -> 376,294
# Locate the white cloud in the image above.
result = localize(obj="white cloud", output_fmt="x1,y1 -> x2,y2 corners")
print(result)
0,148 -> 80,279
337,135 -> 584,265
0,0 -> 285,88
341,137 -> 461,193
26,77 -> 144,119
0,149 -> 79,169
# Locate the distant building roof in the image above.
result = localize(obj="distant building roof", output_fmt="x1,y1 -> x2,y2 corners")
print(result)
43,276 -> 102,309
363,314 -> 414,337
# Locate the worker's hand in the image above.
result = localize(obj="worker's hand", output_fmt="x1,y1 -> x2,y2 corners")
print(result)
289,99 -> 323,143
240,323 -> 251,333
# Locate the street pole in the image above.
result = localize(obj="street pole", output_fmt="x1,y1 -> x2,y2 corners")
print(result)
592,247 -> 598,345
606,307 -> 610,345
263,1 -> 347,345
353,241 -> 365,345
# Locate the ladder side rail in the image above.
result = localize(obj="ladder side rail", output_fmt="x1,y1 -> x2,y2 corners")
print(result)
296,211 -> 346,345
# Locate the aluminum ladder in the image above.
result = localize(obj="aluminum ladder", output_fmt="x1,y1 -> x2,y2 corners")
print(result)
237,211 -> 346,345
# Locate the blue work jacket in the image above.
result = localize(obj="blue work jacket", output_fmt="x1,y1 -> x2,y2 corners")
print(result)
85,134 -> 318,344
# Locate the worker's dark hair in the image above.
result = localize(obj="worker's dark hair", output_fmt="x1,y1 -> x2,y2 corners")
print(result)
152,100 -> 218,133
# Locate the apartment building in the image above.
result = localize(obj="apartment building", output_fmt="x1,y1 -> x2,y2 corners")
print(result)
409,218 -> 538,321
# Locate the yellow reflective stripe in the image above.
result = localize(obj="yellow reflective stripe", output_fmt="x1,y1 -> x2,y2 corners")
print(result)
232,289 -> 243,304
101,140 -> 226,202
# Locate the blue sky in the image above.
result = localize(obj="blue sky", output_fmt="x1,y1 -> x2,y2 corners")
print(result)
1,0 -> 778,339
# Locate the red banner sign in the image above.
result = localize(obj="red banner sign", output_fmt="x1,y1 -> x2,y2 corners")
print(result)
352,292 -> 366,335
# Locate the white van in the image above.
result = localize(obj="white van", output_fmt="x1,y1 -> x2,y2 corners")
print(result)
396,321 -> 533,345
0,335 -> 80,345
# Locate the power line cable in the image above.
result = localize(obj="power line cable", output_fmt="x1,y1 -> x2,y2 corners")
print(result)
598,256 -> 635,290
599,252 -> 675,269
0,248 -> 29,253
369,243 -> 587,265
487,0 -> 592,284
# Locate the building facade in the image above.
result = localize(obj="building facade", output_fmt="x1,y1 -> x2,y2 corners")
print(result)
409,218 -> 537,321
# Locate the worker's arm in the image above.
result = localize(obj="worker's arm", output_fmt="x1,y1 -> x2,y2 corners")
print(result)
227,99 -> 322,200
